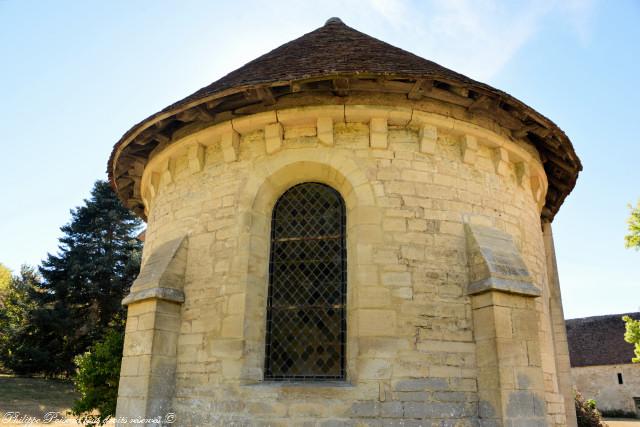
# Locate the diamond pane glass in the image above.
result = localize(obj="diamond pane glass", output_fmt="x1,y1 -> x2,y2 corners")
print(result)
264,183 -> 346,381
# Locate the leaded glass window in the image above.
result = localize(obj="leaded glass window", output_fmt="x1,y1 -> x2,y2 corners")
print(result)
264,182 -> 346,381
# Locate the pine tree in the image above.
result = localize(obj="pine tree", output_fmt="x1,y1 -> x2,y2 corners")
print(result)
0,180 -> 142,376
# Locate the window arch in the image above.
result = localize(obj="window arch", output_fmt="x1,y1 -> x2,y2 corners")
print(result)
264,182 -> 346,381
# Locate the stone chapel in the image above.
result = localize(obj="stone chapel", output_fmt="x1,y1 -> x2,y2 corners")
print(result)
109,18 -> 582,427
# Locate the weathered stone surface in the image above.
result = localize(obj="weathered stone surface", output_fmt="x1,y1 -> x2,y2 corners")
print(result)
465,224 -> 541,297
349,401 -> 380,418
403,402 -> 467,418
123,235 -> 187,305
370,117 -> 389,148
264,122 -> 283,153
221,129 -> 240,162
418,124 -> 437,154
394,378 -> 449,392
117,103 -> 567,427
461,134 -> 478,165
317,116 -> 335,146
380,401 -> 403,418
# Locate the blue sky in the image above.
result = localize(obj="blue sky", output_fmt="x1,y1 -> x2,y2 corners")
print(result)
0,0 -> 638,318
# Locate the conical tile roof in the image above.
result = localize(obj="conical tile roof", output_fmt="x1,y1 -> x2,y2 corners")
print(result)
172,17 -> 479,106
110,18 -> 581,221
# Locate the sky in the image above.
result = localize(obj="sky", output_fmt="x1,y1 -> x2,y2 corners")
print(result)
0,0 -> 638,319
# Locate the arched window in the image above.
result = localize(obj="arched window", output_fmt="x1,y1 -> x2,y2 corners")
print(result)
264,182 -> 346,381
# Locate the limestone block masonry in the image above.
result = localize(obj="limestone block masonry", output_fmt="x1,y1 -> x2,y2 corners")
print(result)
115,102 -> 575,427
109,15 -> 582,427
573,364 -> 640,415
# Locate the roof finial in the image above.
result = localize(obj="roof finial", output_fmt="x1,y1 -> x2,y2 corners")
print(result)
325,17 -> 344,25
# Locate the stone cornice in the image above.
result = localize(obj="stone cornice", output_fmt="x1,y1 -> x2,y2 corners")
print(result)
138,104 -> 549,220
109,79 -> 580,222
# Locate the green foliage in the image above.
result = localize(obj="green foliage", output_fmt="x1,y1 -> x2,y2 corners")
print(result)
0,263 -> 11,292
625,200 -> 640,249
71,328 -> 124,426
575,391 -> 606,427
0,266 -> 45,374
0,180 -> 142,377
623,315 -> 640,363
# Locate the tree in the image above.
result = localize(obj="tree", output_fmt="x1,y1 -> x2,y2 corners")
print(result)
0,180 -> 142,376
625,200 -> 640,249
623,315 -> 640,363
0,262 -> 13,312
623,201 -> 640,364
71,328 -> 124,426
0,266 -> 45,374
0,263 -> 11,293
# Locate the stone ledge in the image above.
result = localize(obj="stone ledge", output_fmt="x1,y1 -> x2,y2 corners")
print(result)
241,380 -> 354,388
122,286 -> 185,306
122,235 -> 187,306
468,277 -> 541,297
465,223 -> 541,298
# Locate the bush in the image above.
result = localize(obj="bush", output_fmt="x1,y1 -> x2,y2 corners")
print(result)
576,391 -> 607,427
71,328 -> 124,426
600,409 -> 638,419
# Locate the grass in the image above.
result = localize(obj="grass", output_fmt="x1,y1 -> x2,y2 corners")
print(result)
0,374 -> 79,423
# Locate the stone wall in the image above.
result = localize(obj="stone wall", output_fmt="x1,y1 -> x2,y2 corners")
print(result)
573,364 -> 640,415
117,102 -> 572,426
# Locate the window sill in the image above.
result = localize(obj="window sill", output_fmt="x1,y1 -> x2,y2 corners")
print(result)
241,380 -> 354,388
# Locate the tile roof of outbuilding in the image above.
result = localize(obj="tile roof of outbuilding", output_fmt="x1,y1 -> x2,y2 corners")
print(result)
566,312 -> 640,367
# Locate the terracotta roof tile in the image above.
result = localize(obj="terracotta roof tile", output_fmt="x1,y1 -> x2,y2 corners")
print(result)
165,17 -> 482,111
109,18 -> 581,220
